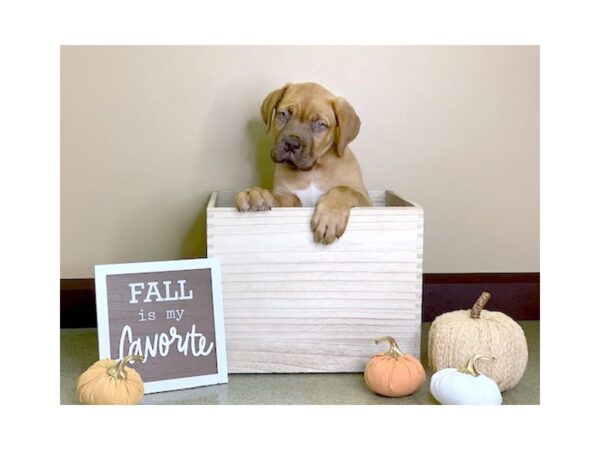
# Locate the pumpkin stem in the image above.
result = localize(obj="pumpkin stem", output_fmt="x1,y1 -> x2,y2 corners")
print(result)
106,355 -> 144,380
458,353 -> 495,377
374,336 -> 405,358
470,292 -> 491,319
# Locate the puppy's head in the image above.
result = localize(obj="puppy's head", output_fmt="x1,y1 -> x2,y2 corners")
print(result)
260,82 -> 360,170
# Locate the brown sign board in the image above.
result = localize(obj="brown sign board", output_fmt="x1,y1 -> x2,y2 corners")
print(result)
95,259 -> 228,393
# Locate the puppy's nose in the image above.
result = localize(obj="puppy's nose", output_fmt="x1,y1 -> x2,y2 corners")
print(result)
282,136 -> 303,154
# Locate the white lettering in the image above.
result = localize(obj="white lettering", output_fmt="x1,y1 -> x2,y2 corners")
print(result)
163,281 -> 179,301
118,324 -> 215,362
165,309 -> 185,322
128,283 -> 145,304
127,280 -> 194,304
144,282 -> 162,303
177,280 -> 193,300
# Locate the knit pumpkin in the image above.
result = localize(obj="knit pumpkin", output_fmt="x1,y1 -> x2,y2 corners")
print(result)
428,292 -> 528,391
364,336 -> 426,397
77,355 -> 144,405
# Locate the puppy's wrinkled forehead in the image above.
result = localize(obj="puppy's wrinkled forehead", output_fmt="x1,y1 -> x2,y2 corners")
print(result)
279,83 -> 337,123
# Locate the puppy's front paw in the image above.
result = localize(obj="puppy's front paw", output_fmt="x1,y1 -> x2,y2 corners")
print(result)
310,202 -> 351,245
235,187 -> 275,212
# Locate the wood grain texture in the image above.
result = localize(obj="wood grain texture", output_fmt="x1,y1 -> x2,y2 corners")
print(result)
207,190 -> 424,373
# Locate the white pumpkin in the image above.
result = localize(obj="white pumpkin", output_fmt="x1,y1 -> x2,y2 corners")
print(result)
430,353 -> 502,405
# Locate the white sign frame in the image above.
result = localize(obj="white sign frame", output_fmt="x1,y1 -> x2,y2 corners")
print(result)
94,258 -> 228,394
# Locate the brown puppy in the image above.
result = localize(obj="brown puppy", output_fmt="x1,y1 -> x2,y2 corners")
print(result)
235,82 -> 371,244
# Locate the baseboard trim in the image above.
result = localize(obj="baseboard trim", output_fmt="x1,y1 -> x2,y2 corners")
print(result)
61,278 -> 96,328
60,272 -> 539,328
422,272 -> 539,322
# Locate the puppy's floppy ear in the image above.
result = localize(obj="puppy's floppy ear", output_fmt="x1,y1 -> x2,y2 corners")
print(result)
260,83 -> 290,133
333,97 -> 361,157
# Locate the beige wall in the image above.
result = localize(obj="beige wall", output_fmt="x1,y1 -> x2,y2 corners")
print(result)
61,46 -> 539,278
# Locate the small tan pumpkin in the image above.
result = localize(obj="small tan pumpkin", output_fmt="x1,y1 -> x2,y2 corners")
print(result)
428,292 -> 528,392
364,336 -> 426,397
77,355 -> 144,405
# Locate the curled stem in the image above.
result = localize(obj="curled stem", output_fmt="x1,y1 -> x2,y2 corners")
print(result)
106,355 -> 144,380
374,336 -> 405,358
470,292 -> 491,319
458,353 -> 496,377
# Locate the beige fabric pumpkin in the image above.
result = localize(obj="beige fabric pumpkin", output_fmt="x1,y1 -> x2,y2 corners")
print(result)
428,292 -> 528,392
77,355 -> 144,405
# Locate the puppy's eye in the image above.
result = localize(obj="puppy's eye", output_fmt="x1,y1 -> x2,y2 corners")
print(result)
277,110 -> 290,122
312,121 -> 328,132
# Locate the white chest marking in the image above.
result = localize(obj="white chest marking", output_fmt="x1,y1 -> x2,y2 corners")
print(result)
292,183 -> 325,207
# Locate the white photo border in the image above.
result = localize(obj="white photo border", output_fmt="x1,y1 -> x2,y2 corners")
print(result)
94,258 -> 228,394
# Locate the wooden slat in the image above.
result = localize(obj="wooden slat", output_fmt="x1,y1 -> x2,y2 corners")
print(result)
221,261 -> 420,274
223,330 -> 419,340
223,322 -> 420,332
221,298 -> 419,309
210,233 -> 421,251
224,317 -> 418,326
222,308 -> 420,319
212,251 -> 422,265
220,290 -> 419,300
221,272 -> 419,283
222,280 -> 420,291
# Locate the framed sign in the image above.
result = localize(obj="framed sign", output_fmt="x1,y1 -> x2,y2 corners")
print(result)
94,258 -> 228,394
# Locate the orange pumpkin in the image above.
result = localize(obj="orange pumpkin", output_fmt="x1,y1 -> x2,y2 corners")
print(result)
364,336 -> 426,397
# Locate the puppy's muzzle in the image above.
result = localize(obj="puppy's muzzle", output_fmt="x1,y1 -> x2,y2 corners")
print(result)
272,133 -> 315,170
281,135 -> 304,155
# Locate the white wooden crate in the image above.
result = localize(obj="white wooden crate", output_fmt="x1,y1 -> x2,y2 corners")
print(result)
207,190 -> 424,373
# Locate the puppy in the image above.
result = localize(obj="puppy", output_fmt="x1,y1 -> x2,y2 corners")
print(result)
235,82 -> 371,244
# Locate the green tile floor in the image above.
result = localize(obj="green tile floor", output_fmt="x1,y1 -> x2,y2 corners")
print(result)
61,321 -> 539,405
